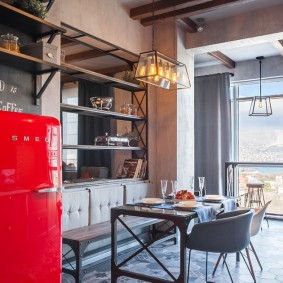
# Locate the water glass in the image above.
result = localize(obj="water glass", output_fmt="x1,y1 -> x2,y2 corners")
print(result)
198,177 -> 206,197
171,180 -> 178,203
189,176 -> 194,193
160,180 -> 168,205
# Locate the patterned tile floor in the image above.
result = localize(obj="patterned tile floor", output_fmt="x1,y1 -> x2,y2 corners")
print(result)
62,219 -> 283,283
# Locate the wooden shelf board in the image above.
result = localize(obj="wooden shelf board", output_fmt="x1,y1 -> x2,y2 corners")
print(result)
0,2 -> 65,39
61,62 -> 146,92
60,103 -> 146,121
62,144 -> 146,151
0,47 -> 61,73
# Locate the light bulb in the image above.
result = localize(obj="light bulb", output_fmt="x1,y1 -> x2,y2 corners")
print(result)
172,72 -> 177,83
259,100 -> 263,108
139,65 -> 146,76
149,57 -> 156,75
165,63 -> 170,79
158,60 -> 164,77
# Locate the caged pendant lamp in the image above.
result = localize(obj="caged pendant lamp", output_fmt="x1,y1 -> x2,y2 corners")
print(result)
249,56 -> 272,116
134,0 -> 191,90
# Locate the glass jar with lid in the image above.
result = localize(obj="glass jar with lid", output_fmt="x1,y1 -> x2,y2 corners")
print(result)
0,33 -> 20,52
0,34 -> 10,50
9,34 -> 20,52
120,103 -> 137,115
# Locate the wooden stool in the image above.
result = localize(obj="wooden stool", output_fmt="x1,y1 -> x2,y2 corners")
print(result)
245,182 -> 266,208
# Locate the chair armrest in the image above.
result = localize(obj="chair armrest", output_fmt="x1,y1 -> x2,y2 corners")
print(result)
216,209 -> 251,220
187,209 -> 253,253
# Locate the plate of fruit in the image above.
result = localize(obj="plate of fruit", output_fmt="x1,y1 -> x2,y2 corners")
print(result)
175,190 -> 195,200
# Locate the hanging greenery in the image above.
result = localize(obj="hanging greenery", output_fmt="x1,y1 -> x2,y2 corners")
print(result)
14,0 -> 48,19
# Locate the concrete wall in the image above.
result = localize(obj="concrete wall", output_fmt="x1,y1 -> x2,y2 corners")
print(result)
153,22 -> 177,194
59,0 -> 151,55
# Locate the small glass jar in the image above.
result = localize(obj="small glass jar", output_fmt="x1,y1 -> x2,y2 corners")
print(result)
120,103 -> 137,115
0,34 -> 10,50
9,35 -> 19,52
0,34 -> 20,52
129,104 -> 137,115
120,103 -> 128,114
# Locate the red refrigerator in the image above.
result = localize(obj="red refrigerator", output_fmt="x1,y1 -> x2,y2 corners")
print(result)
0,111 -> 62,283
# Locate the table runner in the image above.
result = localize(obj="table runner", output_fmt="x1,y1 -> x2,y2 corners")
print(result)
129,202 -> 216,223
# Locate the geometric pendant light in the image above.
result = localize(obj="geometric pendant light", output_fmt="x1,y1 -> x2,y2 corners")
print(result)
135,50 -> 191,90
134,0 -> 191,90
249,56 -> 272,116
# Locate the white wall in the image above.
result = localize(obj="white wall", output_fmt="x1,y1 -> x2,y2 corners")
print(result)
177,27 -> 194,190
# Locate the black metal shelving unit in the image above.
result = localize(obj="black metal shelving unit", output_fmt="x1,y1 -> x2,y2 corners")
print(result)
0,2 -> 66,100
60,25 -> 148,181
0,1 -> 65,42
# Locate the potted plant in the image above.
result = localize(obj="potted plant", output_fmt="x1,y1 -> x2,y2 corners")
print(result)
14,0 -> 53,19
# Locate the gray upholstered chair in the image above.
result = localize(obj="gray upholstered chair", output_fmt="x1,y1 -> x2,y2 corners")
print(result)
213,201 -> 271,277
186,209 -> 254,283
249,200 -> 271,270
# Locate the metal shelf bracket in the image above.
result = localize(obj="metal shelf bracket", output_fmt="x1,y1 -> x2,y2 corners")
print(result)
35,69 -> 58,104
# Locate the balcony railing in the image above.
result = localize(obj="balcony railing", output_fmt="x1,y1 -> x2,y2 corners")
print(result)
225,161 -> 283,216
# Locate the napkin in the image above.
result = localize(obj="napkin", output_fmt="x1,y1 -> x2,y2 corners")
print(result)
221,198 -> 237,212
193,205 -> 216,223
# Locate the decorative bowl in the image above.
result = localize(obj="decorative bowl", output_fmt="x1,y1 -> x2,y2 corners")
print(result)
90,97 -> 113,110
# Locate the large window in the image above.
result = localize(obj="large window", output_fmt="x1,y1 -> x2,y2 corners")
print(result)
233,79 -> 283,215
238,80 -> 283,162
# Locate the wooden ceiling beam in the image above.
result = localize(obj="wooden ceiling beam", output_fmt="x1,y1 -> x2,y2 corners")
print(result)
207,51 -> 236,69
130,0 -> 210,20
177,18 -> 198,33
140,0 -> 239,26
271,40 -> 283,57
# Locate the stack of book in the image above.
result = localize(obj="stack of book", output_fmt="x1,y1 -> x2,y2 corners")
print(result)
122,158 -> 147,179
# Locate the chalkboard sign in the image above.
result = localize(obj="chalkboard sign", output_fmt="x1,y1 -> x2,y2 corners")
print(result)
0,64 -> 40,114
0,23 -> 40,114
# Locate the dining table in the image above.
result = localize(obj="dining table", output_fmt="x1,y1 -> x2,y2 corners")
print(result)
111,196 -> 236,283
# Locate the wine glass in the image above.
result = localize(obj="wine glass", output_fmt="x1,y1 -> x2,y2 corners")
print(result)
171,180 -> 178,203
160,180 -> 168,205
198,177 -> 206,197
189,176 -> 194,193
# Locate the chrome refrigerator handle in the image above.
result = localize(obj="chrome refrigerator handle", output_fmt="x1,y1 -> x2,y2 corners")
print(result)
34,187 -> 63,193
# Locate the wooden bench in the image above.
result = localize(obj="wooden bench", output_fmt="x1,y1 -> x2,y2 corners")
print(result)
62,216 -> 175,283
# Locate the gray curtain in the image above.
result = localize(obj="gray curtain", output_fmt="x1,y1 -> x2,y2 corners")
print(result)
194,73 -> 231,195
